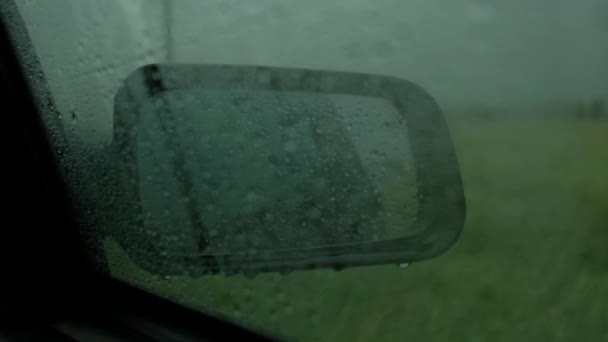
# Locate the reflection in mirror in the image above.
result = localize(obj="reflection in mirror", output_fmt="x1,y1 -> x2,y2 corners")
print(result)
137,89 -> 419,255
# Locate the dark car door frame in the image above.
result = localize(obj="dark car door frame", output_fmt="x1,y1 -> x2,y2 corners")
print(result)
0,0 -> 276,340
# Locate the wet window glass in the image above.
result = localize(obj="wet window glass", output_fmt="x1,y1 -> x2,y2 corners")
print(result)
6,0 -> 608,340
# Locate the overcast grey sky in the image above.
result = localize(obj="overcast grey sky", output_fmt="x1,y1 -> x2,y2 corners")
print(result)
14,0 -> 608,142
171,0 -> 608,110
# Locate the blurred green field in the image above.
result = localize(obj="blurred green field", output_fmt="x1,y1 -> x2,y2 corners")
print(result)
106,118 -> 608,341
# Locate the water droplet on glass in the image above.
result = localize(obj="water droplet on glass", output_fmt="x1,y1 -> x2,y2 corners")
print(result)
284,140 -> 298,153
246,192 -> 258,202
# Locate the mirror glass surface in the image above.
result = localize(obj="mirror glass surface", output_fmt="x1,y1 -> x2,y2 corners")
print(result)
137,88 -> 420,254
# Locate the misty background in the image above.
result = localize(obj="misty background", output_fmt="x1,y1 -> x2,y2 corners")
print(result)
14,0 -> 608,144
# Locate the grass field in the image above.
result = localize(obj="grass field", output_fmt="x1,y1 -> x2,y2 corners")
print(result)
105,117 -> 608,341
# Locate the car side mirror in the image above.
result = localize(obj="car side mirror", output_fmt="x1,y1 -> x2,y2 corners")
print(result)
110,64 -> 465,276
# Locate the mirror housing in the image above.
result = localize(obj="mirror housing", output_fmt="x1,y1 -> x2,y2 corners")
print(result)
111,64 -> 465,276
